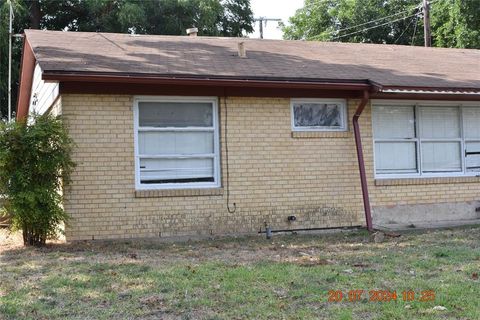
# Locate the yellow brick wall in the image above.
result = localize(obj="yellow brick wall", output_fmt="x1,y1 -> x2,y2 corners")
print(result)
48,96 -> 62,116
61,95 -> 366,240
60,94 -> 480,240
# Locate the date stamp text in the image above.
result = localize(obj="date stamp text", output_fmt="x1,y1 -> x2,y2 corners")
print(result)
328,290 -> 436,302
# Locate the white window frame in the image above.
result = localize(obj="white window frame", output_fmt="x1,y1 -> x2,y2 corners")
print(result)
463,107 -> 480,174
291,98 -> 348,132
372,100 -> 480,179
133,96 -> 221,190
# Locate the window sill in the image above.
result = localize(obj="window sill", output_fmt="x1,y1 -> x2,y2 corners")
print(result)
375,176 -> 480,186
291,131 -> 350,139
135,188 -> 224,198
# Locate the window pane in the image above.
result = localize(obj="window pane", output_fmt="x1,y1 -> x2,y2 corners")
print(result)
293,103 -> 344,128
375,142 -> 417,174
421,142 -> 461,172
419,107 -> 460,139
140,158 -> 214,183
463,107 -> 480,139
139,131 -> 214,155
466,142 -> 480,172
373,106 -> 415,139
139,102 -> 213,127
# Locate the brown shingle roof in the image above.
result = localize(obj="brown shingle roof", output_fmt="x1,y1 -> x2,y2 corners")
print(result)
25,29 -> 480,90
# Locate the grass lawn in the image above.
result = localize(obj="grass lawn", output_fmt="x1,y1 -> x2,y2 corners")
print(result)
0,226 -> 479,320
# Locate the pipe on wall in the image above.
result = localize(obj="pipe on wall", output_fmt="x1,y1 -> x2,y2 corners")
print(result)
353,90 -> 373,232
259,225 -> 363,234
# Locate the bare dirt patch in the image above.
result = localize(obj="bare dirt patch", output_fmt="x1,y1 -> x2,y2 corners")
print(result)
0,228 -> 23,252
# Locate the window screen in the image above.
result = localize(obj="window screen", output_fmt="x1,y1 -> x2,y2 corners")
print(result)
464,108 -> 480,139
421,142 -> 461,172
139,102 -> 213,127
418,107 -> 460,139
373,106 -> 418,174
375,142 -> 417,174
373,106 -> 415,139
418,107 -> 461,173
138,131 -> 214,155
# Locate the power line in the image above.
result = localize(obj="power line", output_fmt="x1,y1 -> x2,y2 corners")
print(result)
330,12 -> 421,40
331,4 -> 421,35
394,12 -> 418,44
309,0 -> 441,42
411,12 -> 420,45
320,0 -> 440,41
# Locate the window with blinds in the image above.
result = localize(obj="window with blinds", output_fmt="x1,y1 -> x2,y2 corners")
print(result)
373,103 -> 480,177
134,97 -> 220,189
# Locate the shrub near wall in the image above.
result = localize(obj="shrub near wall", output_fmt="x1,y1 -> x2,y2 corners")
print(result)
0,114 -> 75,246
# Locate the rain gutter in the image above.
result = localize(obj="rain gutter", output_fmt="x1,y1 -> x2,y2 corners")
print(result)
41,72 -> 372,91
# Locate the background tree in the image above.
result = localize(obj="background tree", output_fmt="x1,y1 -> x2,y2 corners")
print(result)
431,0 -> 480,48
0,0 -> 254,118
283,0 -> 480,49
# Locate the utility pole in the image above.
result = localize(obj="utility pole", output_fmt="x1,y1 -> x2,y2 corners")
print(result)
8,0 -> 13,121
423,0 -> 431,47
254,17 -> 281,39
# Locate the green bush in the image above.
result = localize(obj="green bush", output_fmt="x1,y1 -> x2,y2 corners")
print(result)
0,114 -> 75,246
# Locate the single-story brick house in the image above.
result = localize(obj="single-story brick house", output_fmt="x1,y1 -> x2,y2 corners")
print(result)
16,29 -> 480,241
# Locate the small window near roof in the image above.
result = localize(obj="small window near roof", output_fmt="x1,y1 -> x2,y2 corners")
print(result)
291,99 -> 347,131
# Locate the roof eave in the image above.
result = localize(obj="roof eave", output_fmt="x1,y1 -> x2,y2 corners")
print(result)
372,85 -> 480,101
380,85 -> 480,94
41,71 -> 480,101
42,71 -> 375,91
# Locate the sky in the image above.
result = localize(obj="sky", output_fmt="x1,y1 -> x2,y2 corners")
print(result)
249,0 -> 305,39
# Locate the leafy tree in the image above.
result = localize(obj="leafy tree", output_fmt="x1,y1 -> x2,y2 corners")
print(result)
218,0 -> 253,36
24,0 -> 254,36
0,113 -> 75,246
283,0 -> 480,49
431,0 -> 480,48
0,0 -> 254,118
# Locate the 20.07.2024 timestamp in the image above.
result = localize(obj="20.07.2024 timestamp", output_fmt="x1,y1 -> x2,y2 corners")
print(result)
328,290 -> 435,302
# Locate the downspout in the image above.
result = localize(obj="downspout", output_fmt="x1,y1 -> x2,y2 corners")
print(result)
353,90 -> 373,232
